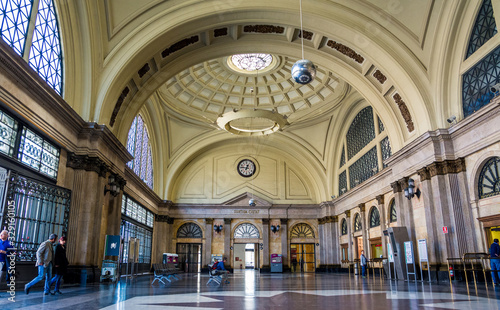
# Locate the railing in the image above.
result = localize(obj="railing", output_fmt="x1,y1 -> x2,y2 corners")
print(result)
447,253 -> 491,294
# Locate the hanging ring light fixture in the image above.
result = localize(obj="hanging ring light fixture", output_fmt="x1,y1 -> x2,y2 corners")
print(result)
291,0 -> 317,85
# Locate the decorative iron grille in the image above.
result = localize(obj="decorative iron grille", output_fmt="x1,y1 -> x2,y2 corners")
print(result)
126,115 -> 153,189
120,220 -> 152,264
3,171 -> 70,262
466,0 -> 497,59
177,222 -> 203,238
378,116 -> 385,133
369,207 -> 380,228
339,145 -> 345,168
389,199 -> 397,223
234,223 -> 260,238
354,213 -> 362,232
341,219 -> 347,235
381,136 -> 392,168
346,106 -> 375,160
348,146 -> 377,188
478,156 -> 500,199
338,170 -> 347,196
462,45 -> 500,118
290,223 -> 315,238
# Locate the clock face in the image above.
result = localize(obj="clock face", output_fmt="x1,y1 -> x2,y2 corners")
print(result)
237,159 -> 256,177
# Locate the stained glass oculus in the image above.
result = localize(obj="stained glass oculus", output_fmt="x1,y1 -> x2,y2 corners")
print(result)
234,223 -> 260,238
231,54 -> 273,71
291,223 -> 315,238
17,127 -> 59,179
478,156 -> 500,199
177,223 -> 203,238
369,207 -> 380,228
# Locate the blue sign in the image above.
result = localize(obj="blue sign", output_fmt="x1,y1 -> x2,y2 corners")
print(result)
105,235 -> 120,256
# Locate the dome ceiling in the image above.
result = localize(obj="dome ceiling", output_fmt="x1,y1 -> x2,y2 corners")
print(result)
157,54 -> 348,130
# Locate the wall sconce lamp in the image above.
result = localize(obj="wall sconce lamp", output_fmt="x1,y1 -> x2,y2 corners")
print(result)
404,178 -> 421,200
270,224 -> 280,233
104,174 -> 120,197
214,224 -> 223,233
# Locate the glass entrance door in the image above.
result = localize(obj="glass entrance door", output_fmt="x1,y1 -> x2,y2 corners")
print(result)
176,243 -> 202,273
290,243 -> 315,272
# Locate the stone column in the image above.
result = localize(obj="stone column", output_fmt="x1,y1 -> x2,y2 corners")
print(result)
318,217 -> 326,268
280,218 -> 289,269
65,154 -> 108,267
205,218 -> 213,266
262,218 -> 270,268
417,167 -> 439,263
376,195 -> 387,258
153,214 -> 172,263
224,218 -> 231,261
398,177 -> 417,243
345,210 -> 352,262
359,203 -> 369,258
331,216 -> 340,265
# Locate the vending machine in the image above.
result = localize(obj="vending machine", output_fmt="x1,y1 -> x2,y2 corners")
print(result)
271,254 -> 283,272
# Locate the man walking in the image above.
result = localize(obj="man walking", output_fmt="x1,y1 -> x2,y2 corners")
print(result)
490,238 -> 500,286
25,234 -> 57,295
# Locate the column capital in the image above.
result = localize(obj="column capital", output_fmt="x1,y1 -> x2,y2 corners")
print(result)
344,210 -> 350,217
328,215 -> 338,223
398,177 -> 409,189
358,203 -> 365,212
66,153 -> 109,178
376,195 -> 384,205
224,218 -> 232,225
205,218 -> 214,224
318,217 -> 326,225
280,218 -> 288,225
417,167 -> 430,181
155,214 -> 173,224
390,181 -> 401,193
262,218 -> 270,225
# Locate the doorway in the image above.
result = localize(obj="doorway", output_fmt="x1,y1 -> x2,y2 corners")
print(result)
176,243 -> 202,273
356,236 -> 364,259
370,238 -> 383,258
290,243 -> 315,272
233,243 -> 260,270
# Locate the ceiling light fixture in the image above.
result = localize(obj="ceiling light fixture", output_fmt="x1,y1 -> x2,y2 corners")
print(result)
291,0 -> 317,85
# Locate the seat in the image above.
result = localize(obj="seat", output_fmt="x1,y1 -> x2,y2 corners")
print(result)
206,264 -> 222,286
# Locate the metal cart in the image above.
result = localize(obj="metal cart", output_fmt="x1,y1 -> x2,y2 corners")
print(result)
100,259 -> 119,282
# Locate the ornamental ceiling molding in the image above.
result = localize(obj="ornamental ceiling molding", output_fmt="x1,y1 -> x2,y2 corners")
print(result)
393,93 -> 415,132
108,23 -> 406,131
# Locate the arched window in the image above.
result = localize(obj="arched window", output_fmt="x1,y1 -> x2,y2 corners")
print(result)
291,223 -> 315,238
234,223 -> 260,238
389,199 -> 397,223
369,207 -> 380,228
338,106 -> 391,195
341,219 -> 347,235
126,115 -> 154,189
354,213 -> 362,232
177,223 -> 203,238
1,0 -> 63,95
462,0 -> 500,118
466,0 -> 497,59
478,157 -> 500,199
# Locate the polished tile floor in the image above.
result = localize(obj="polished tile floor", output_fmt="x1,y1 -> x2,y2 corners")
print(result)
2,270 -> 500,309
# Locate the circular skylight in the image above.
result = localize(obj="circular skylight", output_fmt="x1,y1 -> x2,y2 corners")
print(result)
231,54 -> 273,71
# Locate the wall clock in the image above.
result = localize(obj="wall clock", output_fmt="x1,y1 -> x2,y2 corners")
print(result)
237,159 -> 256,177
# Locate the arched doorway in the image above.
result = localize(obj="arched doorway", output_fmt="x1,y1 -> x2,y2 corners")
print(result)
233,223 -> 261,271
290,223 -> 316,273
175,222 -> 203,273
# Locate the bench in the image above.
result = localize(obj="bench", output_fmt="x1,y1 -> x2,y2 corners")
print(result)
206,263 -> 223,286
151,263 -> 181,285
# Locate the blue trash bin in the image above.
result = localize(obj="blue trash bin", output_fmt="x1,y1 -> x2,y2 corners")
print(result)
80,269 -> 87,286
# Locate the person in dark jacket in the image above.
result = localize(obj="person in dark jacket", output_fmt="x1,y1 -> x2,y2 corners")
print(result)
49,236 -> 68,294
490,238 -> 500,286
